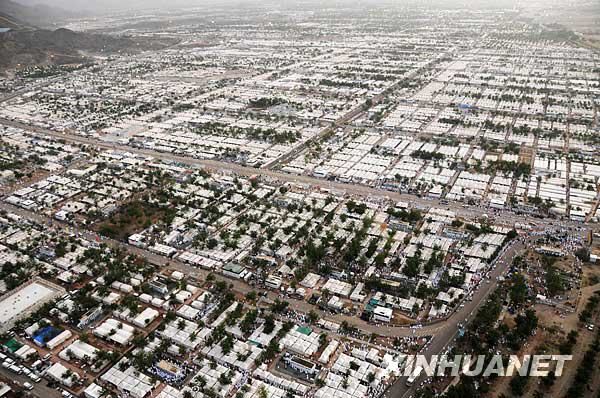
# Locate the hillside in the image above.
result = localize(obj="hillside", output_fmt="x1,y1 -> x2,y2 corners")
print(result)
0,28 -> 178,71
0,0 -> 75,29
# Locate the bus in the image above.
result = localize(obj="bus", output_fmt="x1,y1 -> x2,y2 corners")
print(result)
406,366 -> 423,387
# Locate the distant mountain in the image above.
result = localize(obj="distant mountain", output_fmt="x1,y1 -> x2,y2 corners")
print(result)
0,0 -> 33,29
0,27 -> 178,71
0,0 -> 73,29
0,0 -> 179,72
9,0 -> 216,13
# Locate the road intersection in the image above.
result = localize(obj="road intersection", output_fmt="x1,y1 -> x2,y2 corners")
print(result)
0,115 -> 596,398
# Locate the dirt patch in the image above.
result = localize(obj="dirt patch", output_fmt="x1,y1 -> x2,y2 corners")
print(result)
92,200 -> 173,241
392,311 -> 415,326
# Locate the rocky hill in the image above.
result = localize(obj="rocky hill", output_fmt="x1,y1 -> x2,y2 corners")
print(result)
0,0 -> 178,71
0,0 -> 69,29
0,27 -> 178,70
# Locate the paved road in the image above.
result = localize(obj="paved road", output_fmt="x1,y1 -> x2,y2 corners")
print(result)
0,117 -> 594,397
0,201 -> 525,341
384,239 -> 527,398
266,52 -> 449,170
0,76 -> 64,105
0,118 -> 596,234
0,201 -> 530,398
0,366 -> 62,398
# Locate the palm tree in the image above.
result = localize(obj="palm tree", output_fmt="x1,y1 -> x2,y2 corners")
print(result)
61,369 -> 74,380
258,386 -> 269,398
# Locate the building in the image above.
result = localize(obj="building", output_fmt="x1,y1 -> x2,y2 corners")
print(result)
77,306 -> 104,329
222,263 -> 250,280
54,210 -> 69,221
0,383 -> 11,397
128,234 -> 146,248
44,362 -> 79,387
84,383 -> 105,398
284,353 -> 320,377
535,246 -> 566,257
265,275 -> 283,290
373,306 -> 393,323
0,278 -> 65,333
149,280 -> 169,296
149,243 -> 177,258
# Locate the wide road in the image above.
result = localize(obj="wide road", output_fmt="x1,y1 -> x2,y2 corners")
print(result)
0,201 -> 524,341
1,118 -> 596,233
0,117 -> 593,397
0,75 -> 65,105
265,52 -> 450,170
1,199 -> 527,398
383,239 -> 527,398
0,366 -> 62,398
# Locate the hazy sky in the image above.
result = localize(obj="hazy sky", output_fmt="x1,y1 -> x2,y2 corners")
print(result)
13,0 -> 525,13
14,0 -> 217,12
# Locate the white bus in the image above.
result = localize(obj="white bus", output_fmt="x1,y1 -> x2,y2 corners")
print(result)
406,366 -> 423,387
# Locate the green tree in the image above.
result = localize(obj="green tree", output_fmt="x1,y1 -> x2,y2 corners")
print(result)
510,274 -> 528,306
